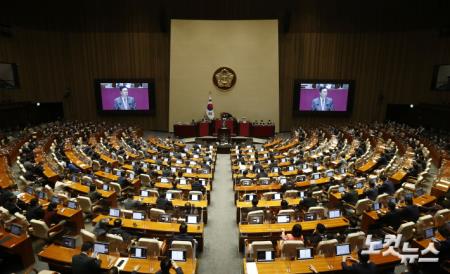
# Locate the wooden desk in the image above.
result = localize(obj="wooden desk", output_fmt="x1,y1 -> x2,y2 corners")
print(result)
67,181 -> 117,206
95,170 -> 119,181
43,163 -> 59,182
0,156 -> 14,189
356,160 -> 377,173
238,218 -> 349,252
390,170 -> 408,184
99,153 -> 118,167
134,196 -> 208,223
17,192 -> 85,233
234,183 -> 281,193
242,251 -> 400,274
65,150 -> 91,172
236,198 -> 301,223
295,177 -> 330,188
154,182 -> 211,192
93,214 -> 204,252
0,226 -> 35,267
360,194 -> 437,232
38,244 -> 197,273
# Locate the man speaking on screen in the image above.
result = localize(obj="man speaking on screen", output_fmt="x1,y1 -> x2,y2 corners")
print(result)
311,87 -> 334,111
114,86 -> 136,110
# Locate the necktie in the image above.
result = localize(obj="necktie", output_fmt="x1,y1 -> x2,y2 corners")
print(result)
123,97 -> 128,110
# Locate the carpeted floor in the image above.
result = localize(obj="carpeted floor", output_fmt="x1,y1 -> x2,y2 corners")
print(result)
197,154 -> 242,274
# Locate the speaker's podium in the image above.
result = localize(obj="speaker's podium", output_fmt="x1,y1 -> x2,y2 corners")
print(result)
217,119 -> 232,154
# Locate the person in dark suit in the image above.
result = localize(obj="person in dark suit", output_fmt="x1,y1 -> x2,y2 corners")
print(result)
108,218 -> 132,242
171,222 -> 195,246
342,183 -> 359,205
307,223 -> 327,247
379,176 -> 395,195
364,181 -> 378,201
400,195 -> 420,222
297,191 -> 317,211
311,87 -> 334,111
155,257 -> 184,274
156,193 -> 173,211
43,202 -> 60,226
341,249 -> 377,274
375,200 -> 402,230
113,86 -> 136,110
72,242 -> 102,274
26,198 -> 44,221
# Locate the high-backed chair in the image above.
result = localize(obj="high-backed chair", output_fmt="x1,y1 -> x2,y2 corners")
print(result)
240,179 -> 253,186
138,238 -> 165,257
375,193 -> 390,206
29,219 -> 65,240
106,233 -> 126,253
247,210 -> 264,224
171,240 -> 196,260
14,212 -> 30,230
284,190 -> 299,199
316,239 -> 338,257
81,228 -> 97,243
82,176 -> 93,185
416,215 -> 434,237
121,209 -> 133,219
150,208 -> 165,221
345,231 -> 365,252
247,240 -> 273,259
92,160 -> 101,171
280,240 -> 304,258
395,222 -> 416,243
166,190 -> 182,200
308,206 -> 326,219
258,177 -> 270,185
434,209 -> 450,227
139,174 -> 151,186
278,209 -> 295,219
345,198 -> 372,216
117,155 -> 125,165
295,175 -> 306,182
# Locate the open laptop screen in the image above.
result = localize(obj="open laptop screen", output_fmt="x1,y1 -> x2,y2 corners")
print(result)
170,249 -> 186,261
297,248 -> 313,260
130,247 -> 147,259
62,236 -> 76,248
256,250 -> 275,262
336,244 -> 350,256
109,208 -> 120,217
93,242 -> 109,254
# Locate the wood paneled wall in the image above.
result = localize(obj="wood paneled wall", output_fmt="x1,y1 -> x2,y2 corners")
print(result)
0,0 -> 449,131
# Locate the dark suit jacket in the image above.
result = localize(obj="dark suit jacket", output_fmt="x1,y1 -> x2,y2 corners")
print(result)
26,205 -> 45,221
365,188 -> 378,201
72,253 -> 102,274
378,209 -> 402,230
156,197 -> 173,210
113,96 -> 136,110
342,190 -> 359,205
379,180 -> 395,195
401,205 -> 420,222
311,97 -> 334,111
341,261 -> 377,274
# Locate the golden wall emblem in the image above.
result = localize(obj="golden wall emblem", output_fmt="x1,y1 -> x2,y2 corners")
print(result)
213,67 -> 236,90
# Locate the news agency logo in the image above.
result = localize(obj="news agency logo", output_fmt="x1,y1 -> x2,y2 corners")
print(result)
362,234 -> 439,264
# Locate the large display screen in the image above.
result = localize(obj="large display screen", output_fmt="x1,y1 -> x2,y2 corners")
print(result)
95,79 -> 155,114
293,80 -> 354,115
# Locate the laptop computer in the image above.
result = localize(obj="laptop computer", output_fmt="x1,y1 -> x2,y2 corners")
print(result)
10,223 -> 23,236
166,193 -> 173,200
249,215 -> 263,224
132,212 -> 145,220
328,209 -> 341,219
297,248 -> 314,260
338,186 -> 346,193
51,196 -> 60,204
312,173 -> 320,180
299,191 -> 305,198
371,239 -> 383,250
102,184 -> 110,191
37,191 -> 46,200
159,214 -> 172,223
116,170 -> 121,176
62,236 -> 76,248
336,244 -> 351,256
170,248 -> 187,262
424,227 -> 434,239
130,246 -> 147,259
256,249 -> 275,262
304,213 -> 317,221
67,201 -> 78,209
109,208 -> 120,218
244,194 -> 255,201
179,178 -> 187,185
277,215 -> 291,223
93,242 -> 109,254
190,194 -> 200,201
355,182 -> 363,189
186,214 -> 200,224
140,190 -> 149,197
373,202 -> 381,211
25,186 -> 34,195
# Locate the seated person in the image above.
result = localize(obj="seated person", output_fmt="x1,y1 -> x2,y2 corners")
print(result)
121,193 -> 141,210
280,199 -> 289,210
109,218 -> 132,242
44,202 -> 60,226
281,224 -> 304,241
364,181 -> 378,201
306,223 -> 326,247
297,191 -> 317,211
342,183 -> 358,205
400,195 -> 420,222
171,222 -> 195,247
378,175 -> 395,195
88,184 -> 102,203
155,257 -> 184,274
26,198 -> 44,221
341,249 -> 377,274
117,175 -> 129,188
72,242 -> 102,274
156,193 -> 173,211
93,218 -> 109,240
370,201 -> 402,231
